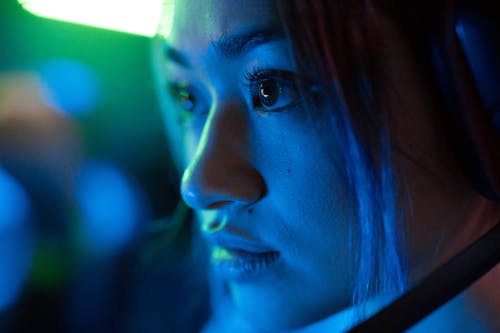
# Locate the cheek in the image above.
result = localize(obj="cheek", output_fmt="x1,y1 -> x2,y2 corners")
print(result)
254,111 -> 352,227
254,174 -> 357,327
273,166 -> 355,271
254,115 -> 357,274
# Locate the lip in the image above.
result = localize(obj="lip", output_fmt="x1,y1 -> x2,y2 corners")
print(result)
207,231 -> 280,281
211,246 -> 280,281
209,231 -> 276,253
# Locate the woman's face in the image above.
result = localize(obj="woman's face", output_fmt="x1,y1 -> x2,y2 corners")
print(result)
164,0 -> 358,330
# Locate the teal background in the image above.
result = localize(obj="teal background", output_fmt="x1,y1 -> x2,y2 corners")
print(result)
0,1 -> 208,332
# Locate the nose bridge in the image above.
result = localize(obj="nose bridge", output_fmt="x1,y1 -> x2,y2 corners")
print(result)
201,96 -> 246,158
181,96 -> 265,210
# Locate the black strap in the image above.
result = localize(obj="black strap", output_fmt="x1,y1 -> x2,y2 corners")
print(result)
348,221 -> 500,333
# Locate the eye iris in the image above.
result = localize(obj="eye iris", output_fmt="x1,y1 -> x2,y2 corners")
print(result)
259,79 -> 279,107
179,90 -> 194,110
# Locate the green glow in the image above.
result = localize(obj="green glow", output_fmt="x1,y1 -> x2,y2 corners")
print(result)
199,210 -> 222,233
18,0 -> 174,38
212,247 -> 235,261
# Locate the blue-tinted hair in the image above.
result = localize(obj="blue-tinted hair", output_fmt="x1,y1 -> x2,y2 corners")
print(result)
151,0 -> 410,326
277,0 -> 409,320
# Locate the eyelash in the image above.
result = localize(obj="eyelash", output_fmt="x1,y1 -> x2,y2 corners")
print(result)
243,67 -> 308,113
168,68 -> 316,124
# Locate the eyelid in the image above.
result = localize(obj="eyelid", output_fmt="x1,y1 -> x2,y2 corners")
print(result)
167,80 -> 210,126
167,80 -> 188,95
244,69 -> 298,82
244,68 -> 318,113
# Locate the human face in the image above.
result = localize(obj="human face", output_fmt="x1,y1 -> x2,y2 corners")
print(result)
163,0 -> 358,330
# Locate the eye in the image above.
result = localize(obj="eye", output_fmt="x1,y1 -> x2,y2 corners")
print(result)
167,81 -> 206,125
247,70 -> 310,113
169,81 -> 196,112
258,78 -> 280,107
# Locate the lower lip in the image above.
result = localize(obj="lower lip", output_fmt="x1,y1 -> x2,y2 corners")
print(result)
211,247 -> 280,281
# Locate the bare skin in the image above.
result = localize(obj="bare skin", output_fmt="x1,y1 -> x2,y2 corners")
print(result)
160,1 -> 500,331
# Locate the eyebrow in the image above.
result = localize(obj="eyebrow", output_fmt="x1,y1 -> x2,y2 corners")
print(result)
164,26 -> 285,67
213,27 -> 285,58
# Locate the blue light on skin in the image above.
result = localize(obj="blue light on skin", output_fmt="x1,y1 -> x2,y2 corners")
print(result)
165,1 -> 357,330
162,1 -> 500,332
75,159 -> 143,255
40,59 -> 99,117
407,291 -> 491,333
0,167 -> 34,312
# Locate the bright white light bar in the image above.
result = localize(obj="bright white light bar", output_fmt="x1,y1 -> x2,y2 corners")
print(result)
18,0 -> 173,38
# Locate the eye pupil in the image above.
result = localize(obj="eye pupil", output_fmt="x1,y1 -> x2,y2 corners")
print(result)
171,86 -> 195,111
179,90 -> 194,110
259,79 -> 279,107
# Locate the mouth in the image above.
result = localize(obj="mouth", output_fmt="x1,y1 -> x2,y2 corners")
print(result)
211,246 -> 280,281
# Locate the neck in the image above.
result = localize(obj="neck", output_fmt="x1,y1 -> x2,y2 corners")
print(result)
407,290 -> 493,333
439,194 -> 500,263
408,191 -> 500,286
284,295 -> 393,333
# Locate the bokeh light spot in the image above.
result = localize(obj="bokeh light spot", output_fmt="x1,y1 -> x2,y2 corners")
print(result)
0,166 -> 30,232
40,59 -> 99,116
0,167 -> 33,312
75,159 -> 141,254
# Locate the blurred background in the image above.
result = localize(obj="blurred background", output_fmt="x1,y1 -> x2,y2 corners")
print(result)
0,1 -> 209,332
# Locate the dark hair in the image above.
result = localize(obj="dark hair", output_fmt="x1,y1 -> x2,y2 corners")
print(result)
276,0 -> 409,316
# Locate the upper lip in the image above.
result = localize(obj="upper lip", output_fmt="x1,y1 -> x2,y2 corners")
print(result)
207,229 -> 277,254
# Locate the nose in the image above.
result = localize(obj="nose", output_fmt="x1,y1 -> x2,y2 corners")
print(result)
180,98 -> 266,211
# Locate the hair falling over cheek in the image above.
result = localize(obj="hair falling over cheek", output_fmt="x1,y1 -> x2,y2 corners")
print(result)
277,0 -> 408,318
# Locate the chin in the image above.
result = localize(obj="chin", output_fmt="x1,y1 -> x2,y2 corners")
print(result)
228,281 -> 345,333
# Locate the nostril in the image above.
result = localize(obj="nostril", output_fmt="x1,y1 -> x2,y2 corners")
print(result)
207,200 -> 232,209
200,213 -> 226,233
206,220 -> 224,232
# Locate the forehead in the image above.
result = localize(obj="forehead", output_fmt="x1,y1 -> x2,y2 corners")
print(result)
168,0 -> 280,51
